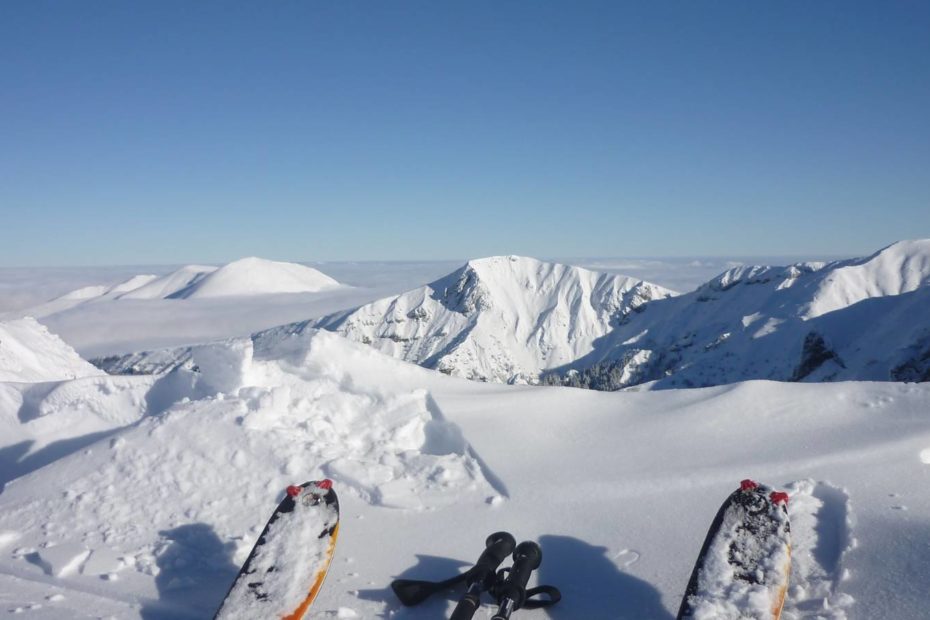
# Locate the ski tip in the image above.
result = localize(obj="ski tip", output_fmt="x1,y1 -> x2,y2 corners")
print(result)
286,485 -> 303,497
739,479 -> 759,491
769,491 -> 789,506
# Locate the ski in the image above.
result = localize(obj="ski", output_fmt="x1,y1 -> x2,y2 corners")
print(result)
214,480 -> 340,620
676,479 -> 791,620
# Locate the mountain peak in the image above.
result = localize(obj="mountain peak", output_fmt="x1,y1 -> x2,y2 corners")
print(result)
313,258 -> 675,383
176,258 -> 340,298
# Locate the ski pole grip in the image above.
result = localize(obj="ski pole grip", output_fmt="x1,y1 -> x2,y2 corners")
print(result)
448,532 -> 516,620
473,531 -> 517,579
494,541 -> 542,612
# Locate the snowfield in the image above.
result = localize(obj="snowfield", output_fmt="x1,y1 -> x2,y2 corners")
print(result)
1,244 -> 929,619
1,325 -> 929,618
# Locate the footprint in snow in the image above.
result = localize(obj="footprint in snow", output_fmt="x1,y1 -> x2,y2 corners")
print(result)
613,548 -> 640,568
780,479 -> 856,620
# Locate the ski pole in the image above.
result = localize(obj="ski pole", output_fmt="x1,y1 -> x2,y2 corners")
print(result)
491,541 -> 543,620
391,531 -> 516,609
449,531 -> 517,620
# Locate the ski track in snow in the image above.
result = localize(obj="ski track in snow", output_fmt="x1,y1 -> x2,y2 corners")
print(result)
782,480 -> 856,620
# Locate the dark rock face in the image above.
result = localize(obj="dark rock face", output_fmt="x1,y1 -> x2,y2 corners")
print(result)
891,337 -> 930,382
792,332 -> 844,381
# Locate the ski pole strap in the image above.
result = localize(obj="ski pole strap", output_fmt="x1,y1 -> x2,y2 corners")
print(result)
391,572 -> 468,607
522,584 -> 561,608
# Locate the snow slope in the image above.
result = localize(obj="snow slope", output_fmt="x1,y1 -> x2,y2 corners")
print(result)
0,318 -> 102,383
547,240 -> 930,389
312,255 -> 674,384
117,265 -> 217,300
1,327 -> 929,618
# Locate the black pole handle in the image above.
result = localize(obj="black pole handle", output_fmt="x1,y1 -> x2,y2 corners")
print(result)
491,541 -> 543,620
449,532 -> 517,620
471,532 -> 518,585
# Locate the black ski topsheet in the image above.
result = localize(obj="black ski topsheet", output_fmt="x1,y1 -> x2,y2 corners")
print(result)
214,480 -> 340,620
676,480 -> 791,620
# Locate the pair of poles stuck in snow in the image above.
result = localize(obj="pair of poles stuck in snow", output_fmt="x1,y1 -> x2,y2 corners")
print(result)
391,531 -> 561,620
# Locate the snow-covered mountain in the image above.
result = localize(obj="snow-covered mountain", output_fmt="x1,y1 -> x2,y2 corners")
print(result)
91,241 -> 930,391
39,257 -> 339,308
547,240 -> 930,389
0,318 -> 103,383
171,257 -> 340,298
311,255 -> 675,384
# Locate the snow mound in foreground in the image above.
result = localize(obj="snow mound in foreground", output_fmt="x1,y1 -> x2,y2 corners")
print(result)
0,328 -> 495,615
0,318 -> 102,383
177,257 -> 340,298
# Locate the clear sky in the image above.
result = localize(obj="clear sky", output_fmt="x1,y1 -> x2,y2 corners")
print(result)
2,1 -> 928,265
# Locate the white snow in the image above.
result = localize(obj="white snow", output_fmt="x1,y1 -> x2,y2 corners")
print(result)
35,542 -> 90,577
0,248 -> 929,618
0,318 -> 103,383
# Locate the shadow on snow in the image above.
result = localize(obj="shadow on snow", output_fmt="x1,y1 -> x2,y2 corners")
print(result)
140,523 -> 238,620
537,535 -> 673,620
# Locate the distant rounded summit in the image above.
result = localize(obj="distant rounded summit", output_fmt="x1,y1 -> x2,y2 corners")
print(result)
171,257 -> 341,299
49,257 -> 341,304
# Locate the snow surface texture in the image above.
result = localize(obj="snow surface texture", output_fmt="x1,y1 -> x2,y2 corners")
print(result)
313,255 -> 675,384
0,318 -> 102,382
2,323 -> 930,618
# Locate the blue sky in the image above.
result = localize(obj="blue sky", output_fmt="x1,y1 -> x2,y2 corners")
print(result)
2,1 -> 928,265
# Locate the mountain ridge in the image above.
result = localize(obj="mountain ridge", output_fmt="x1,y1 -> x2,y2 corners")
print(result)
313,255 -> 675,383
